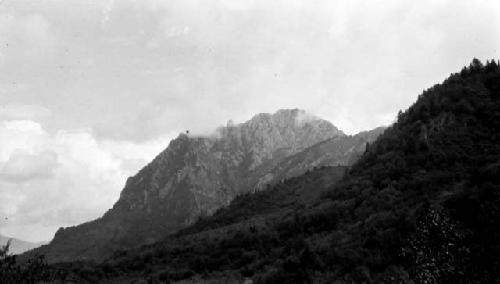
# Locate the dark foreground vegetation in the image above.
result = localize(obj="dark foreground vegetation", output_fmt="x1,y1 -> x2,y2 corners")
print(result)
3,59 -> 500,283
0,240 -> 59,282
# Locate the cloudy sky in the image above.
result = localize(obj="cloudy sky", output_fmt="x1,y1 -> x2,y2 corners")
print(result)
0,0 -> 499,242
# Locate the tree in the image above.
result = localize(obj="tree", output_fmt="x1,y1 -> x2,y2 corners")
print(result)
0,239 -> 20,283
0,238 -> 56,283
470,58 -> 484,73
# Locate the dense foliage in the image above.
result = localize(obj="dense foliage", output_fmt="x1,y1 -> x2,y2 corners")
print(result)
317,58 -> 500,282
0,239 -> 61,283
5,59 -> 500,283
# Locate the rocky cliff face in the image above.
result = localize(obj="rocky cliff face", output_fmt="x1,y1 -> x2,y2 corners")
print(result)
30,109 -> 381,262
254,127 -> 386,190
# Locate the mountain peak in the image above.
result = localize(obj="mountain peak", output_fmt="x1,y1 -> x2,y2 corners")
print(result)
215,109 -> 344,167
243,109 -> 343,140
29,108 -> 364,263
247,108 -> 329,128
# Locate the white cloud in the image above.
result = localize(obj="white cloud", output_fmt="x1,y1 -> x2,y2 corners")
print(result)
0,119 -> 173,242
0,120 -> 49,161
2,0 -> 499,139
1,150 -> 59,182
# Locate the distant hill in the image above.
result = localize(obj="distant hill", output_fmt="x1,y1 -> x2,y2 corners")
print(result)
0,235 -> 45,255
45,59 -> 500,283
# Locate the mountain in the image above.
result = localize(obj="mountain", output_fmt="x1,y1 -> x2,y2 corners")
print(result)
0,235 -> 45,255
30,109 -> 382,263
42,59 -> 500,283
254,127 -> 386,190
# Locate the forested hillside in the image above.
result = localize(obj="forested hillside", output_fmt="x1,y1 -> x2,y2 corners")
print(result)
3,59 -> 500,283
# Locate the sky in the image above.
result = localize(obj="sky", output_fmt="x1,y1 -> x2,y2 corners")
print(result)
0,0 -> 499,242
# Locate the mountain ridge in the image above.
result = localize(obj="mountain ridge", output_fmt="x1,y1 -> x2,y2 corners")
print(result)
29,108 -> 381,263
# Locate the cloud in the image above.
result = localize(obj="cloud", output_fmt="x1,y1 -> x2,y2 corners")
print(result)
0,104 -> 51,120
0,120 -> 49,161
294,109 -> 320,127
0,119 -> 173,242
2,0 -> 499,140
0,150 -> 58,182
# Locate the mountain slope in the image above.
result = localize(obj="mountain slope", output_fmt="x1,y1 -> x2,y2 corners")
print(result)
30,109 -> 383,263
254,127 -> 386,190
178,165 -> 348,236
53,59 -> 500,283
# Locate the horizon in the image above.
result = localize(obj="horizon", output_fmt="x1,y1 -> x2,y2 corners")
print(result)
1,0 -> 499,243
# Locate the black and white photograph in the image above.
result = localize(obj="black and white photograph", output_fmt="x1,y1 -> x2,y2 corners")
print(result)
1,0 -> 499,282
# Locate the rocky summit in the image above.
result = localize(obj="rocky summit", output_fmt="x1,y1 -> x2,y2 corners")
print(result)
30,109 -> 381,262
